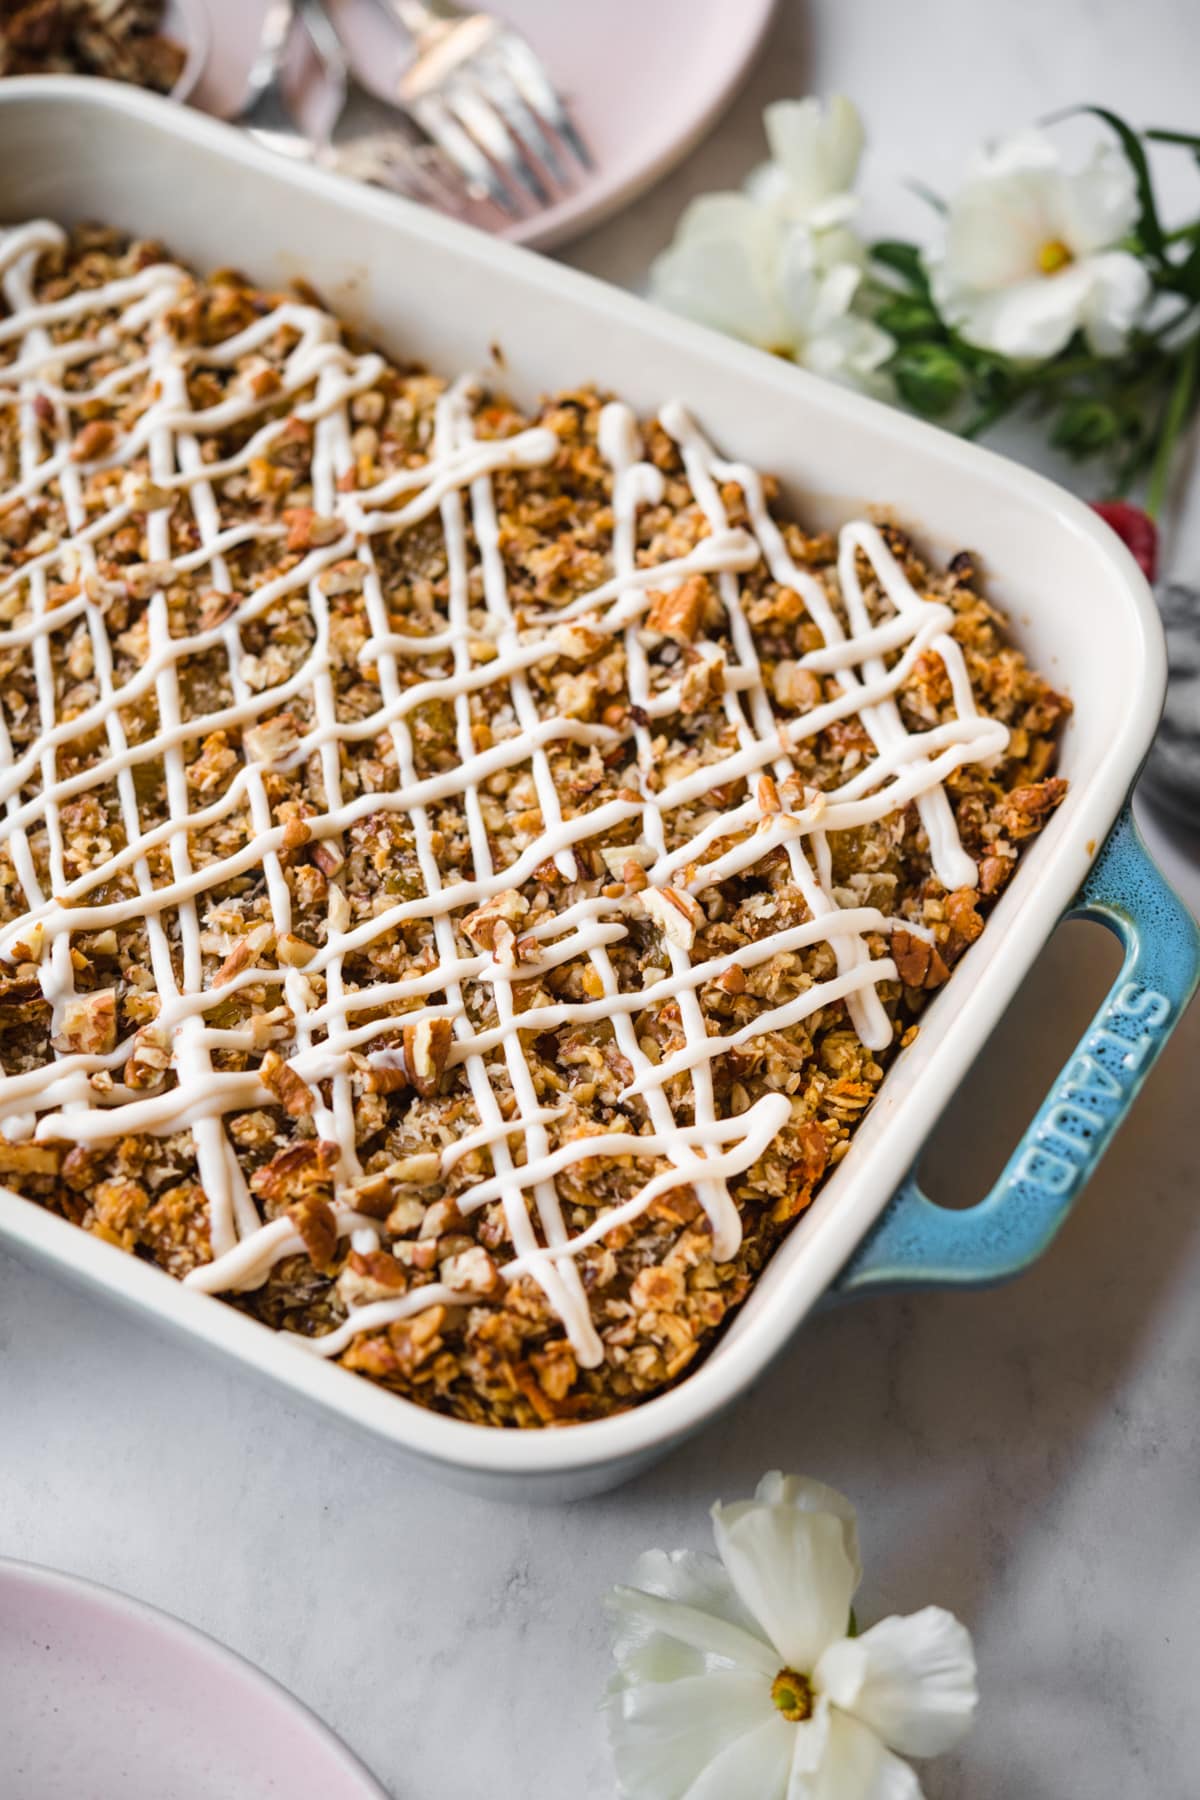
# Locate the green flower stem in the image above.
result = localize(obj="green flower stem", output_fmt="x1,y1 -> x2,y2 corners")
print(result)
1146,332 -> 1200,520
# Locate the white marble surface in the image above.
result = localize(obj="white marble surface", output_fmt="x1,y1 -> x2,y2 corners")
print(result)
4,3 -> 1200,1795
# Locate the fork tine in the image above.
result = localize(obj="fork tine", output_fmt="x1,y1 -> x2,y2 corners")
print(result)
446,80 -> 552,208
493,32 -> 593,171
478,59 -> 567,187
411,93 -> 521,216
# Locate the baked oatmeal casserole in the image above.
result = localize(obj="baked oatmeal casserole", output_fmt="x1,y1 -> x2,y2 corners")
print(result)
0,223 -> 1069,1428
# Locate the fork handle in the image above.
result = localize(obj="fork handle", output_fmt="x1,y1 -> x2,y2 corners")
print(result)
242,0 -> 295,111
296,0 -> 350,83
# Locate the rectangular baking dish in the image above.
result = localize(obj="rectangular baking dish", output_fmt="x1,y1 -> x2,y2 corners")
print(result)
1,79 -> 1196,1500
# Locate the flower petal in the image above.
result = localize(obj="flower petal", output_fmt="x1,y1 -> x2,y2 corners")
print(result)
669,190 -> 777,248
608,1584 -> 781,1683
628,1546 -> 768,1634
712,1498 -> 858,1670
750,1474 -> 864,1590
815,1607 -> 978,1756
607,1667 -> 779,1800
1079,250 -> 1152,355
679,1714 -> 797,1800
800,1711 -> 922,1800
1059,143 -> 1141,255
649,202 -> 789,351
933,262 -> 1093,360
936,131 -> 1066,290
764,96 -> 865,210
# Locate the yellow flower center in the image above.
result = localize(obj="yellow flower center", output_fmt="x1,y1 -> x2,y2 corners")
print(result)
771,1668 -> 815,1722
1037,238 -> 1074,276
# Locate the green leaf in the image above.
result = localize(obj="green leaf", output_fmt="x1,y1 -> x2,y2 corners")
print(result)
1147,332 -> 1200,518
1145,128 -> 1200,150
875,298 -> 942,341
906,179 -> 947,216
1051,106 -> 1166,260
870,240 -> 930,294
891,343 -> 968,417
1050,398 -> 1121,455
1172,239 -> 1200,300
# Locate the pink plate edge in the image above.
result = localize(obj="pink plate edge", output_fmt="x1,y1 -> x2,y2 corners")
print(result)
0,1557 -> 390,1799
502,0 -> 779,251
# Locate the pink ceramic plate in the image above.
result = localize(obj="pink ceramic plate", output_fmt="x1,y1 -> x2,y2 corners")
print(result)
189,0 -> 778,250
0,1560 -> 387,1799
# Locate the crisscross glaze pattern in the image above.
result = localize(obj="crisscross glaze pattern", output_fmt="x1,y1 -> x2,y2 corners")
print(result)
0,224 -> 1068,1417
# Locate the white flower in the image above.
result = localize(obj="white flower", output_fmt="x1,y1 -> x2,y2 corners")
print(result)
927,129 -> 1152,361
746,96 -> 866,236
648,95 -> 893,392
649,198 -> 893,389
606,1473 -> 977,1800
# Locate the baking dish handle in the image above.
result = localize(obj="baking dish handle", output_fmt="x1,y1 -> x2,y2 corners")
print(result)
835,806 -> 1199,1296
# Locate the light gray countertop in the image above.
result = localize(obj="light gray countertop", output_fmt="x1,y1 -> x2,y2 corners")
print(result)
4,4 -> 1200,1795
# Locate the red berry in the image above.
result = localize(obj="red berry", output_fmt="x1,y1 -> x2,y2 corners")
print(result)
1091,501 -> 1158,582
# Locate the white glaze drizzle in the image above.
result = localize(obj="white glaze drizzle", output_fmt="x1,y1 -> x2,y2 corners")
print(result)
0,223 -> 1009,1367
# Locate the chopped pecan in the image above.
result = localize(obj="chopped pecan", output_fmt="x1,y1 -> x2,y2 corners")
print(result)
441,1245 -> 503,1297
554,622 -> 603,663
630,1265 -> 685,1313
417,1196 -> 461,1241
242,712 -> 299,767
773,1121 -> 830,1222
93,1177 -> 149,1241
121,472 -> 173,512
891,929 -> 950,990
52,988 -> 117,1056
529,1340 -> 578,1402
996,777 -> 1069,841
460,888 -> 529,952
979,853 -> 1013,896
61,1145 -> 101,1192
213,938 -> 255,988
198,589 -> 240,630
258,1049 -> 315,1118
365,1059 -> 410,1096
337,1248 -> 408,1306
640,884 -> 704,952
186,730 -> 238,794
276,932 -> 316,968
123,1021 -> 171,1090
0,1141 -> 61,1176
283,507 -> 342,553
287,1194 -> 339,1273
70,419 -> 116,462
645,574 -> 710,643
342,1305 -> 447,1380
678,651 -> 725,714
772,660 -> 823,711
251,1139 -> 338,1204
402,1016 -> 453,1096
387,1151 -> 441,1186
7,921 -> 44,963
312,839 -> 345,877
342,1170 -> 394,1218
945,888 -> 985,946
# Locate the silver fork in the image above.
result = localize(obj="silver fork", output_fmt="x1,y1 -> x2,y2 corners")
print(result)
235,0 -> 464,210
376,0 -> 592,217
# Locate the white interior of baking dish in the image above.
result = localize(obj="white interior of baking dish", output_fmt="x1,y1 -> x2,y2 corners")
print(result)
0,82 -> 1165,1491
